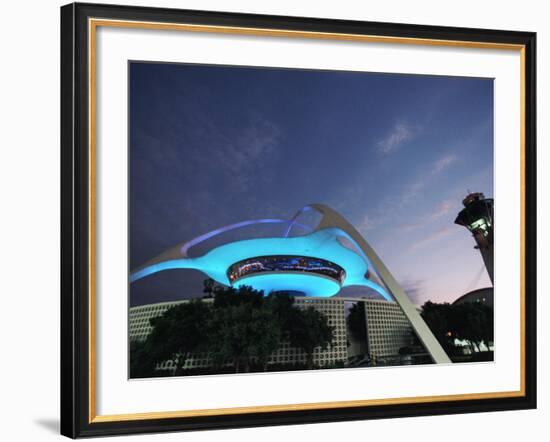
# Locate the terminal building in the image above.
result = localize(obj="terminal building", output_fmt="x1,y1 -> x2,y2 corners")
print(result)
362,299 -> 418,360
129,295 -> 418,373
453,287 -> 493,308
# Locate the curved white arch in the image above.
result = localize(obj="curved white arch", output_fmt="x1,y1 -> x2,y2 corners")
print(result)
303,204 -> 451,364
179,218 -> 312,257
132,218 -> 312,274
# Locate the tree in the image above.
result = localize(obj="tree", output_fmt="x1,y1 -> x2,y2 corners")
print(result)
266,292 -> 298,340
244,304 -> 282,371
261,292 -> 297,369
420,301 -> 454,352
208,287 -> 334,372
202,278 -> 215,298
421,300 -> 494,356
129,339 -> 156,378
480,304 -> 494,350
133,283 -> 340,376
145,299 -> 211,375
208,286 -> 282,373
347,302 -> 367,342
288,306 -> 334,369
450,302 -> 493,352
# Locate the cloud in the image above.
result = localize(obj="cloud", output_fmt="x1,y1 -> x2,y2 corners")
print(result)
432,154 -> 456,174
218,116 -> 282,176
430,199 -> 455,220
236,119 -> 280,165
357,151 -> 461,235
377,122 -> 416,154
398,223 -> 421,233
131,110 -> 286,246
399,178 -> 425,205
408,226 -> 455,251
397,199 -> 457,233
357,214 -> 377,232
397,154 -> 459,206
400,279 -> 426,305
174,113 -> 283,195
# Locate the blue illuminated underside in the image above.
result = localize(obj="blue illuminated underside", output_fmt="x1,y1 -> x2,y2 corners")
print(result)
130,227 -> 391,301
233,273 -> 341,297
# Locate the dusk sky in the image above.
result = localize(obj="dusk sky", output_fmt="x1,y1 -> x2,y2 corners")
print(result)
129,62 -> 493,307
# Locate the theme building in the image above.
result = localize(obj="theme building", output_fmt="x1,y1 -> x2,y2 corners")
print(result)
130,204 -> 449,363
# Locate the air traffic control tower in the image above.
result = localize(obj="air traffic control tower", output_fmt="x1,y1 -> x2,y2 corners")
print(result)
455,192 -> 494,284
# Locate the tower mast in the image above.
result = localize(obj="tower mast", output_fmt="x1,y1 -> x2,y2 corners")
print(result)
455,192 -> 494,284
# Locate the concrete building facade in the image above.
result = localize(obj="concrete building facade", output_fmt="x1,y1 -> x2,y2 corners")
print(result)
129,295 -> 417,372
363,299 -> 416,359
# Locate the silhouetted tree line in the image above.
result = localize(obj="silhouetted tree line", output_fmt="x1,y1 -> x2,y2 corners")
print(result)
130,281 -> 334,378
420,300 -> 493,356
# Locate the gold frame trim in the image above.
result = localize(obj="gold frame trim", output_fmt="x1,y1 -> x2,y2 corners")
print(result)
88,18 -> 527,424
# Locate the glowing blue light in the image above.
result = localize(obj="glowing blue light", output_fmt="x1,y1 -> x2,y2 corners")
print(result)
233,273 -> 341,297
131,227 -> 392,301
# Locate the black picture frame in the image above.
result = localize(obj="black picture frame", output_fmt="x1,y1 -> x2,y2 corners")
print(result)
61,2 -> 537,438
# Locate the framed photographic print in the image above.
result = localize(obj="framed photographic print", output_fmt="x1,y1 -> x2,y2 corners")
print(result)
60,2 -> 537,438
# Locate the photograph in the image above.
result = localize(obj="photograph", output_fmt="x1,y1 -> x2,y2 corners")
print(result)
56,2 -> 537,437
128,61 -> 495,378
